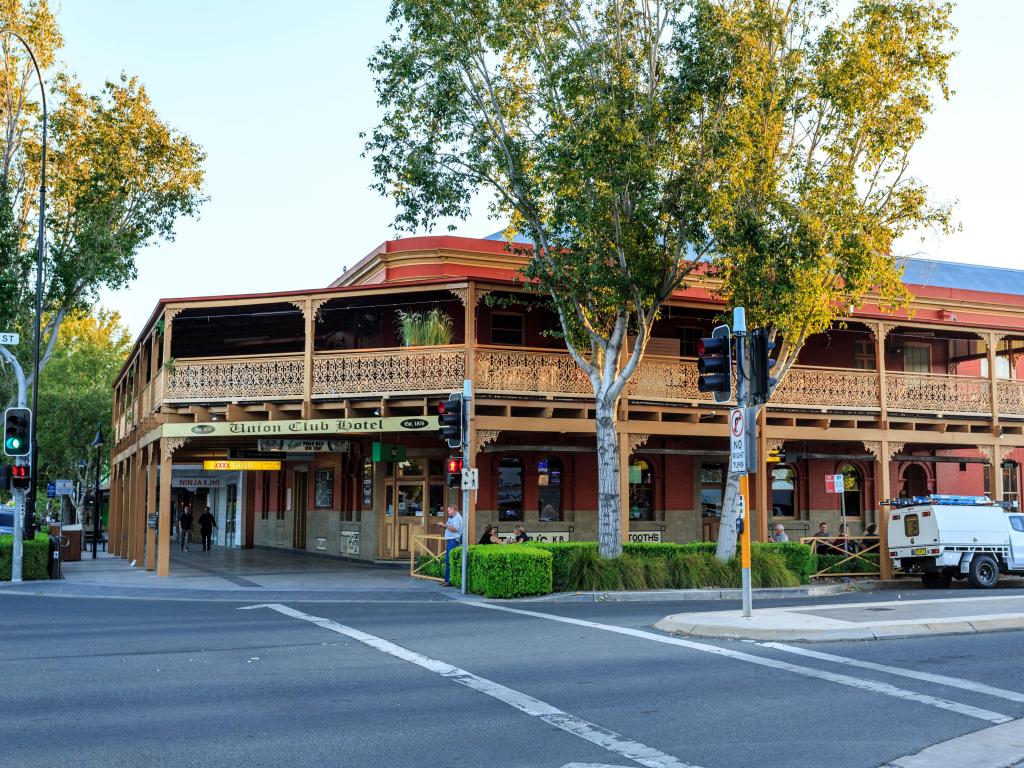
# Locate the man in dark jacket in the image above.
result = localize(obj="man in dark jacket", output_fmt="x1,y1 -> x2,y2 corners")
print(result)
198,506 -> 217,551
178,506 -> 193,552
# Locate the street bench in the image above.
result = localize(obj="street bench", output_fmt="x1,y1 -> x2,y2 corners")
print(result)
82,531 -> 108,552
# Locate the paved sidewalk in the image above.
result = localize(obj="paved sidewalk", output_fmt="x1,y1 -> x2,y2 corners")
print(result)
655,593 -> 1024,641
1,548 -> 451,602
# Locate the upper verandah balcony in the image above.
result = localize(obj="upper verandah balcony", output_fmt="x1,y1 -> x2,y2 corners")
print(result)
112,236 -> 1024,444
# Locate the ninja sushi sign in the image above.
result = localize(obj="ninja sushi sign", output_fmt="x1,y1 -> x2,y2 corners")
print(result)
163,416 -> 437,439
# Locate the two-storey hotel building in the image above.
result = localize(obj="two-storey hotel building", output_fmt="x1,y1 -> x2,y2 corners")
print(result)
108,235 -> 1024,577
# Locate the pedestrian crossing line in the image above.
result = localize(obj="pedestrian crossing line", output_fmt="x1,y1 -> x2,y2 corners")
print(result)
241,603 -> 700,768
757,642 -> 1024,704
467,603 -> 1012,725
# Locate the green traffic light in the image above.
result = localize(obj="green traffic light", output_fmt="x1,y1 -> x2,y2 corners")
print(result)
5,437 -> 20,450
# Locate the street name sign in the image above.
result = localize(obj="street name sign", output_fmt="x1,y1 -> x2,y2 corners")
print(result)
0,332 -> 19,345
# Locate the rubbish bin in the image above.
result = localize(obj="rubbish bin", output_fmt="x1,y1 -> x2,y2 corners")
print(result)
61,524 -> 82,562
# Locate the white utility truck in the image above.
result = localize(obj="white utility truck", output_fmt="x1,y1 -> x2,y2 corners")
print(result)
887,495 -> 1024,589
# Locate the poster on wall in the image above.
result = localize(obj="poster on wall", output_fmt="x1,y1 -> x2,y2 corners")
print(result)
259,439 -> 351,453
315,468 -> 334,508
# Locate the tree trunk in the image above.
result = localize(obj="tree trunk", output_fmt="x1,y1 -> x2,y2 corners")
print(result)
715,470 -> 742,561
594,392 -> 622,558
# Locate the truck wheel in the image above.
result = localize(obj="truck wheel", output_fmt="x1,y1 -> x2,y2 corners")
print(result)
967,555 -> 999,589
921,571 -> 947,589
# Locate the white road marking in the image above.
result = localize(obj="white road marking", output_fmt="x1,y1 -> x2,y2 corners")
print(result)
467,602 -> 1012,724
758,642 -> 1024,704
241,603 -> 700,768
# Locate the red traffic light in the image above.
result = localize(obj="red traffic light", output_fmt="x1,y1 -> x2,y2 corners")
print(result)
10,464 -> 30,490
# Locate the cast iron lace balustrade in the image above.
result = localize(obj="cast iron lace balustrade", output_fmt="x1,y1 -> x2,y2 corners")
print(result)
165,355 -> 305,402
312,347 -> 465,397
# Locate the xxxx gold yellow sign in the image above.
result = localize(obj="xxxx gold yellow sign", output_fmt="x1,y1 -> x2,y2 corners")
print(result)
203,460 -> 281,471
163,415 -> 437,439
201,460 -> 280,473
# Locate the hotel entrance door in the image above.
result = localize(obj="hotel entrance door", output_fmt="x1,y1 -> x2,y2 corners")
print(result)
380,470 -> 448,560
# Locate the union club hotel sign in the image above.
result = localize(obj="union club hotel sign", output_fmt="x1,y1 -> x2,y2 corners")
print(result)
162,416 -> 439,440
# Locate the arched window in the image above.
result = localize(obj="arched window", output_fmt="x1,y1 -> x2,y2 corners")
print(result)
840,464 -> 862,517
628,458 -> 654,521
901,464 -> 928,498
537,457 -> 563,521
771,465 -> 796,517
497,457 -> 523,521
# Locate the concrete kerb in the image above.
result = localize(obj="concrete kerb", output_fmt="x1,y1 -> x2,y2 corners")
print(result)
653,610 -> 1024,642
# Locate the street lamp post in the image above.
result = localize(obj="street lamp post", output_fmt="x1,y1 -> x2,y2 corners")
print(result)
90,424 -> 104,559
0,28 -> 48,541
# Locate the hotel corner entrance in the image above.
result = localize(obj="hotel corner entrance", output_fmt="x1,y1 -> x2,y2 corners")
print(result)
379,457 -> 448,560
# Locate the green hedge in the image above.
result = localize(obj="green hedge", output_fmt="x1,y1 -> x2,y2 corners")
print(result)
680,540 -> 815,584
425,540 -> 806,597
0,532 -> 50,581
522,542 -> 597,588
449,545 -> 553,598
816,552 -> 880,575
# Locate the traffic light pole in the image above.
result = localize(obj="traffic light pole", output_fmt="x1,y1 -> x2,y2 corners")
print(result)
733,308 -> 753,618
460,379 -> 472,595
0,345 -> 28,583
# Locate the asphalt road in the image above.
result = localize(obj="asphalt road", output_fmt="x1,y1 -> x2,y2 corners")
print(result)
4,590 -> 1024,768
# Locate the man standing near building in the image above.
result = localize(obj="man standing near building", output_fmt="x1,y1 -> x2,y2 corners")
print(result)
198,506 -> 217,552
437,505 -> 463,586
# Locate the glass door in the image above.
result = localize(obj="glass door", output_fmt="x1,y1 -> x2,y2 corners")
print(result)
394,482 -> 424,559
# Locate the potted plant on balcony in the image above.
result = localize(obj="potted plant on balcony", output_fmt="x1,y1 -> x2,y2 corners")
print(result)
397,308 -> 453,347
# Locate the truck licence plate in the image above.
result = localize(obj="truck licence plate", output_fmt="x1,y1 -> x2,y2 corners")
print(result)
913,548 -> 926,555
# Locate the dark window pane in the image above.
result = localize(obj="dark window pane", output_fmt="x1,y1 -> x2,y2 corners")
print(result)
492,314 -> 525,345
628,459 -> 654,521
498,457 -> 523,521
538,457 -> 562,521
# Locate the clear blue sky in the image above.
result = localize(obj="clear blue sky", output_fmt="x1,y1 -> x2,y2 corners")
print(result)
53,1 -> 1024,335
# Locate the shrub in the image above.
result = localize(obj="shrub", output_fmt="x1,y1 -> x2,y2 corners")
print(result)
524,542 -> 598,590
746,550 -> 800,588
668,552 -> 737,588
449,545 -> 552,598
753,542 -> 815,585
415,554 -> 444,579
0,532 -> 50,581
613,555 -> 647,591
621,542 -> 681,560
640,556 -> 672,590
816,552 -> 880,575
562,545 -> 607,591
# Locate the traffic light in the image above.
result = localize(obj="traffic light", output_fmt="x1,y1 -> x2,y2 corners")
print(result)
438,393 -> 464,449
696,324 -> 733,403
749,327 -> 778,405
10,464 -> 30,490
446,457 -> 463,488
3,407 -> 31,457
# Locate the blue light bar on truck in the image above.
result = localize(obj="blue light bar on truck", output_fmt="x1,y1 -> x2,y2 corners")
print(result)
881,495 -> 995,508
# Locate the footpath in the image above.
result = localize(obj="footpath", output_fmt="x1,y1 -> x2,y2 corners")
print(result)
655,592 -> 1024,641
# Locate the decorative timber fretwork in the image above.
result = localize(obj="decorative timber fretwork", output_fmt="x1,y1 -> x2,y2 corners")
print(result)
626,433 -> 651,455
773,368 -> 879,409
862,441 -> 904,463
865,322 -> 896,341
166,355 -> 305,401
448,287 -> 469,306
313,348 -> 465,397
310,298 -> 329,318
766,438 -> 785,453
164,308 -> 182,324
475,430 -> 500,449
162,437 -> 188,456
977,445 -> 995,463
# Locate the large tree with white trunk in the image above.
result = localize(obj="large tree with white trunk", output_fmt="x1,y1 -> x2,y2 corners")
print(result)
365,0 -> 955,559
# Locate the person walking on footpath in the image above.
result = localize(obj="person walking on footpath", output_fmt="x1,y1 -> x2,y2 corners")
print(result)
436,505 -> 463,586
178,506 -> 193,552
198,506 -> 217,551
